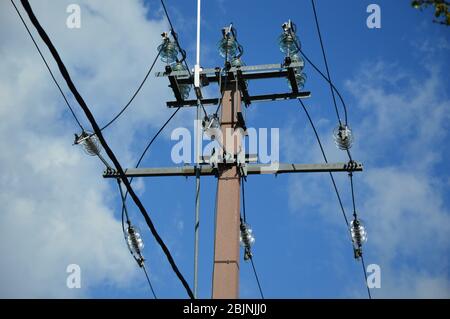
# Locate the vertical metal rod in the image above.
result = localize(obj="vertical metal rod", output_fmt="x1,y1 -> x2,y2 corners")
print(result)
194,0 -> 201,88
194,163 -> 200,298
196,0 -> 201,66
194,93 -> 201,298
193,0 -> 202,297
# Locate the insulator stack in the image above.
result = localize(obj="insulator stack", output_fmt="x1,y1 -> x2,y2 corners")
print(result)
333,124 -> 354,150
240,222 -> 255,261
74,131 -> 102,156
157,32 -> 179,64
127,225 -> 145,265
350,219 -> 367,259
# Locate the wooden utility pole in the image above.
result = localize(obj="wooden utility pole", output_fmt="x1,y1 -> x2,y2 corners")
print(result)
212,81 -> 242,298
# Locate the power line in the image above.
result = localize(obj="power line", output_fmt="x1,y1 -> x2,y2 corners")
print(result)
19,0 -> 194,299
117,180 -> 157,299
310,0 -> 343,126
120,106 -> 181,225
298,99 -> 350,227
286,19 -> 348,125
360,254 -> 372,299
142,264 -> 158,299
299,7 -> 371,298
11,0 -> 84,131
298,99 -> 371,299
100,49 -> 162,131
134,107 -> 181,170
241,177 -> 247,223
250,257 -> 264,299
241,178 -> 264,299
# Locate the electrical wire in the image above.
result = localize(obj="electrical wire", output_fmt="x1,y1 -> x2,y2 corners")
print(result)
360,254 -> 372,299
250,257 -> 264,299
11,0 -> 84,131
117,180 -> 157,299
310,0 -> 342,126
120,107 -> 181,233
241,177 -> 247,223
299,49 -> 348,125
298,99 -> 371,299
286,14 -> 349,124
241,177 -> 264,299
304,5 -> 369,296
349,170 -> 357,218
214,42 -> 231,116
100,49 -> 162,131
287,23 -> 349,126
142,264 -> 158,299
19,0 -> 194,299
298,99 -> 349,227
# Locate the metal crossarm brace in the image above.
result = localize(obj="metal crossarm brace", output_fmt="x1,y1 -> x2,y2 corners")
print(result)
103,162 -> 363,178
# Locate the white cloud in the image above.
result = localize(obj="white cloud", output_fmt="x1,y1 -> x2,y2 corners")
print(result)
0,0 -> 182,297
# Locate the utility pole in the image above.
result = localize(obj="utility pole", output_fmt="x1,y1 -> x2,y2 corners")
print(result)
211,81 -> 242,298
103,24 -> 364,299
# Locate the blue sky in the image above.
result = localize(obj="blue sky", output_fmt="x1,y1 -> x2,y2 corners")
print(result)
0,0 -> 449,298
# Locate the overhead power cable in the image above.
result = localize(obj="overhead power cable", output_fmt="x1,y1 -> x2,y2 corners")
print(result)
241,178 -> 264,299
19,0 -> 194,299
11,0 -> 84,131
287,22 -> 349,126
120,107 -> 181,234
298,99 -> 350,227
100,49 -> 162,131
117,180 -> 157,299
305,3 -> 370,298
310,0 -> 343,126
298,99 -> 371,299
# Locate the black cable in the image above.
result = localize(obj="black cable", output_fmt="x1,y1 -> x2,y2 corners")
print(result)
118,180 -> 157,298
20,0 -> 194,299
11,0 -> 84,131
100,49 -> 162,131
241,177 -> 247,223
214,37 -> 231,116
240,178 -> 264,299
160,0 -> 188,72
160,0 -> 207,117
360,254 -> 372,299
298,99 -> 371,299
142,264 -> 158,299
249,257 -> 264,299
134,107 -> 181,169
298,99 -> 349,227
310,0 -> 342,126
299,50 -> 348,126
349,171 -> 357,218
120,107 -> 181,227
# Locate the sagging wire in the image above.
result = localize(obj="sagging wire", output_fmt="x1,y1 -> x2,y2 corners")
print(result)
118,180 -> 157,299
240,177 -> 264,299
19,0 -> 194,298
10,0 -> 85,131
298,99 -> 371,299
